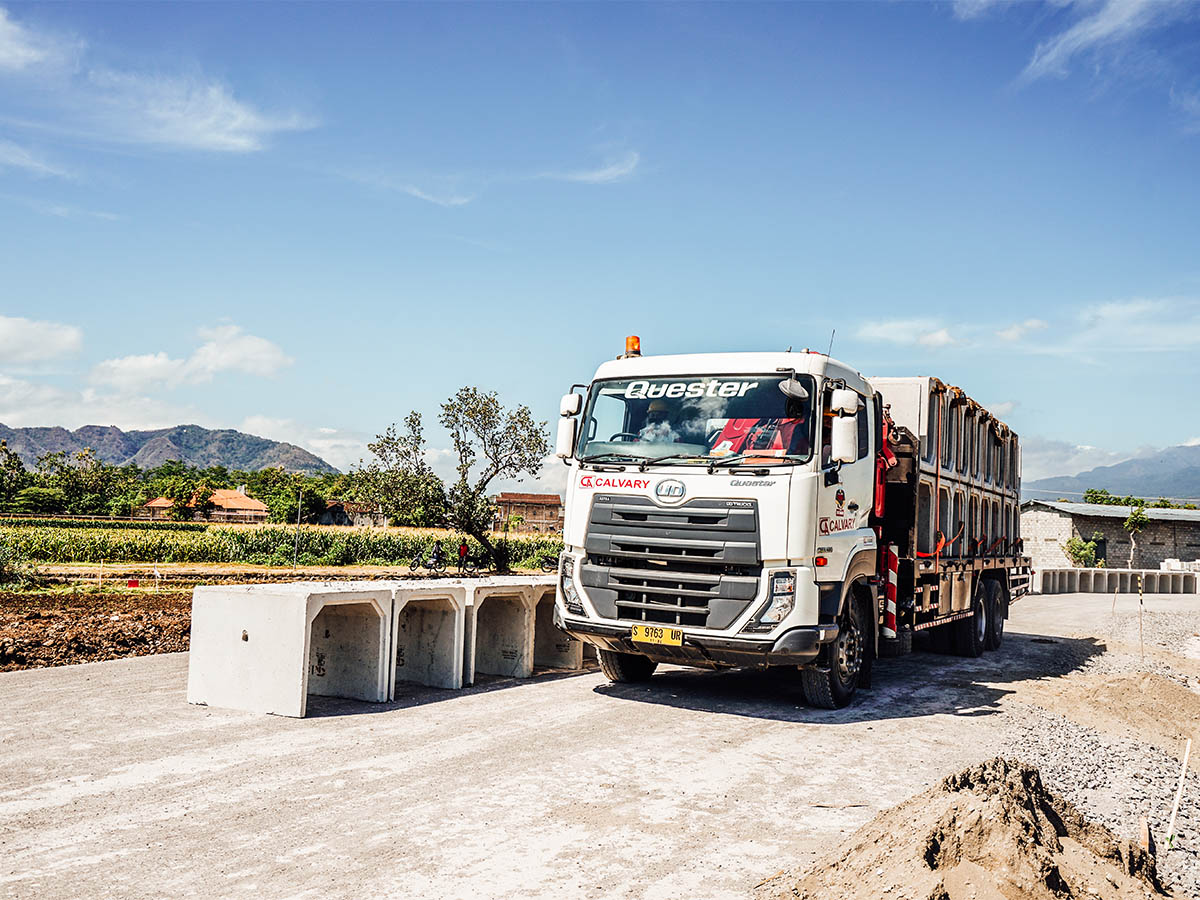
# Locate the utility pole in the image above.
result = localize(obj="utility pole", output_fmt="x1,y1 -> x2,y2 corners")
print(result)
293,487 -> 303,570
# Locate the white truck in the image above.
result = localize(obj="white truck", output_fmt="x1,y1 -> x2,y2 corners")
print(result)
552,337 -> 1031,708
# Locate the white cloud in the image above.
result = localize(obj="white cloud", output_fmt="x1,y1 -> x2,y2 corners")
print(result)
951,0 -> 1012,21
337,170 -> 475,207
996,318 -> 1048,341
1020,0 -> 1184,83
32,201 -> 119,220
0,6 -> 73,71
338,149 -> 641,207
1171,87 -> 1200,133
988,400 -> 1016,417
917,328 -> 956,348
0,314 -> 82,364
0,139 -> 71,178
239,416 -> 365,472
0,10 -> 312,153
1019,434 -> 1134,482
1184,437 -> 1200,447
77,68 -> 315,153
542,150 -> 640,184
857,319 -> 960,347
0,374 -> 206,431
91,324 -> 292,392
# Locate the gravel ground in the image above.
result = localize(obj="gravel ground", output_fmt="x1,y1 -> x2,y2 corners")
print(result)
997,599 -> 1200,897
1002,707 -> 1199,896
2,590 -> 1198,898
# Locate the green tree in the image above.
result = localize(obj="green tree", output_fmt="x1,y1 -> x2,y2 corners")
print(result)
1123,505 -> 1149,568
11,485 -> 66,513
363,413 -> 447,527
0,440 -> 30,509
439,386 -> 549,571
1062,535 -> 1097,568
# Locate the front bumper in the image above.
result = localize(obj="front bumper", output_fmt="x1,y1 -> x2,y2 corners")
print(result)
554,606 -> 836,669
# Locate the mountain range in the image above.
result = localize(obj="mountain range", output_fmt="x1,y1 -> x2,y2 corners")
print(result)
0,424 -> 337,474
1024,443 -> 1200,502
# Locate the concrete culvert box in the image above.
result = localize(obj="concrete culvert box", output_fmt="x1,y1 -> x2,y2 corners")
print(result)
471,591 -> 533,679
392,589 -> 466,692
308,602 -> 387,704
533,586 -> 582,669
187,583 -> 392,718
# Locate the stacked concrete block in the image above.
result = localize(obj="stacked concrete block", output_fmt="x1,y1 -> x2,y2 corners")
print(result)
1032,568 -> 1199,595
187,582 -> 393,718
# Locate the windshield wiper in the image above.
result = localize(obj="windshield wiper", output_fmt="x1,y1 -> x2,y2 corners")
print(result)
636,453 -> 710,472
708,453 -> 805,471
579,452 -> 642,465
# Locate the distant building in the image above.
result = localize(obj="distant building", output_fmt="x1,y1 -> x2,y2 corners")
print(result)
493,492 -> 564,534
138,487 -> 269,524
319,500 -> 389,528
1020,500 -> 1200,569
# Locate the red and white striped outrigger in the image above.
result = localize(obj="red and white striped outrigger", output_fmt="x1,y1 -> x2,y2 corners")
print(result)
882,545 -> 899,639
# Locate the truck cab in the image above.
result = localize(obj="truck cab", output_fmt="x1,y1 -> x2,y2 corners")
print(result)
553,340 -> 883,707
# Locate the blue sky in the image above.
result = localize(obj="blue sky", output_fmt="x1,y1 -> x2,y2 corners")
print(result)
1,1 -> 1199,489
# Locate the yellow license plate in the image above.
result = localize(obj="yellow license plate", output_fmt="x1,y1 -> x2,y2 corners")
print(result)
630,624 -> 683,646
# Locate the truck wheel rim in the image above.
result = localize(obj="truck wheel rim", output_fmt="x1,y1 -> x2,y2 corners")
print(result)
836,616 -> 861,683
976,599 -> 988,643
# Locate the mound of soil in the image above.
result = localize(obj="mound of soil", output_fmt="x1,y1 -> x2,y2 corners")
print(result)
0,590 -> 191,671
767,758 -> 1168,900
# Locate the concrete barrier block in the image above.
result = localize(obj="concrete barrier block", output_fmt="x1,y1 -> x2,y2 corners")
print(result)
187,583 -> 392,718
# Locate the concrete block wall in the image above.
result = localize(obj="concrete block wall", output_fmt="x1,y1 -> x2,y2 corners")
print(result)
1021,508 -> 1074,569
1022,507 -> 1200,571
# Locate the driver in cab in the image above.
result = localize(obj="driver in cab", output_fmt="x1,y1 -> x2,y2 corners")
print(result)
637,399 -> 680,443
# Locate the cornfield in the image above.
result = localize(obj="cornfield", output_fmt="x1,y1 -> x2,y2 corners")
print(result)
0,525 -> 563,568
0,517 -> 210,532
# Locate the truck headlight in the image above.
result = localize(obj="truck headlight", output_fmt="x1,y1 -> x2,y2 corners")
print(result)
560,556 -> 585,615
742,570 -> 796,633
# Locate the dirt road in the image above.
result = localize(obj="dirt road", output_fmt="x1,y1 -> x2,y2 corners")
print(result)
1,593 -> 1197,899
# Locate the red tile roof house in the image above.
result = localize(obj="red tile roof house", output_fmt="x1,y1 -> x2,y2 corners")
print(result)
138,488 -> 269,524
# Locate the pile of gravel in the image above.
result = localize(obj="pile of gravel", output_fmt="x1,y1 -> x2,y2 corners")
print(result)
1003,705 -> 1199,897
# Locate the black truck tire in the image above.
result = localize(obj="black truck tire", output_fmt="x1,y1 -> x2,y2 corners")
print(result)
984,578 -> 1006,650
597,649 -> 657,683
801,594 -> 867,709
954,579 -> 988,658
877,628 -> 913,658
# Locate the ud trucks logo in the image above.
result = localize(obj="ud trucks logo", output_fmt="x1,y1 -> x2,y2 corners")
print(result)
655,479 -> 686,503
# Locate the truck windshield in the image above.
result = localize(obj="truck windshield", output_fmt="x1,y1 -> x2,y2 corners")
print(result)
577,374 -> 816,465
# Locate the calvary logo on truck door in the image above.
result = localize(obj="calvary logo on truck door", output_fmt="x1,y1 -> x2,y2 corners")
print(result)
820,488 -> 854,535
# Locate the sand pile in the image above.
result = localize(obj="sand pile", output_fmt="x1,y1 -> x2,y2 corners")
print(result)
767,758 -> 1169,900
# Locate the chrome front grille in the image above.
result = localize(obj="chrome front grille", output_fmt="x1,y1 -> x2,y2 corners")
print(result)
581,495 -> 762,629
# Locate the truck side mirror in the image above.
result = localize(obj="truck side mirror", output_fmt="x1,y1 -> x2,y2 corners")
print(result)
556,417 -> 578,459
830,388 -> 859,415
831,416 -> 857,464
560,393 -> 582,416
